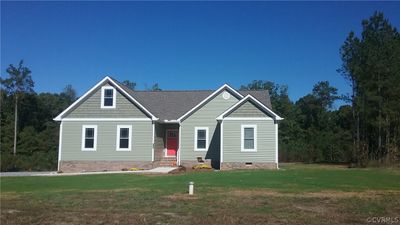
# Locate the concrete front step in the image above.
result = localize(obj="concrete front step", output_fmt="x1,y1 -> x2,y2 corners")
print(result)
160,157 -> 177,161
156,158 -> 177,167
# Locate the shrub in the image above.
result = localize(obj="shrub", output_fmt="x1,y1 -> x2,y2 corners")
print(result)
192,164 -> 212,170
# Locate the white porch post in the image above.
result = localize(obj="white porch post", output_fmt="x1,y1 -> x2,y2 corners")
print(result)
178,122 -> 182,166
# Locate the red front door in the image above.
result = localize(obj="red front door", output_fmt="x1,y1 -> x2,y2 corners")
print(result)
166,130 -> 178,156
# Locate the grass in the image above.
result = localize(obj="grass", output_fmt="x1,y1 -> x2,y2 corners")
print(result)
1,163 -> 399,225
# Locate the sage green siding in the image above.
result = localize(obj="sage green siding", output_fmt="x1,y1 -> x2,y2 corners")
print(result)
61,121 -> 153,161
65,83 -> 148,118
222,119 -> 276,162
227,101 -> 270,118
180,91 -> 239,161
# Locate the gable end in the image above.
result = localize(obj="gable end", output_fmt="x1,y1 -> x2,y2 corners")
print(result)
217,95 -> 283,121
177,84 -> 243,122
54,77 -> 157,121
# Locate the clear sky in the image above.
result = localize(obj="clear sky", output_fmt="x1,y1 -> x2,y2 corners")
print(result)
1,1 -> 399,106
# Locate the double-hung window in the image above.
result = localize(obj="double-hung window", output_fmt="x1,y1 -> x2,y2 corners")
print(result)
82,125 -> 97,151
194,127 -> 208,151
241,125 -> 257,152
116,125 -> 132,151
101,86 -> 116,108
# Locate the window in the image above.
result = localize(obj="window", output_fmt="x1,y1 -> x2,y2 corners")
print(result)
82,125 -> 97,151
101,86 -> 116,108
241,125 -> 257,152
116,125 -> 132,151
194,127 -> 208,151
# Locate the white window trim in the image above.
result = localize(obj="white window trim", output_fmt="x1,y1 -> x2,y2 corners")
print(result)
101,86 -> 116,109
194,127 -> 209,151
241,125 -> 257,152
81,125 -> 97,151
116,125 -> 132,151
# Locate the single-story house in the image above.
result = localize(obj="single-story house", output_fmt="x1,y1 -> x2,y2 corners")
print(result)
54,76 -> 283,172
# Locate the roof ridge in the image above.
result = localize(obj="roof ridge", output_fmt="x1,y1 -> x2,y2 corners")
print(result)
131,90 -> 214,92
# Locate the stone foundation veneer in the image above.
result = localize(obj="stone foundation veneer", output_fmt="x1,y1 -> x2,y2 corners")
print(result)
59,160 -> 278,172
221,162 -> 277,170
180,160 -> 212,169
59,161 -> 154,173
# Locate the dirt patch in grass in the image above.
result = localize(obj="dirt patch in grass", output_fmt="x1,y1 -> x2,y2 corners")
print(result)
229,189 -> 280,197
228,188 -> 400,199
2,189 -> 399,225
163,193 -> 199,201
84,188 -> 147,193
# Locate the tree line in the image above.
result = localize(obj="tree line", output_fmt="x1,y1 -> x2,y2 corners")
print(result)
241,12 -> 400,166
0,64 -> 163,171
1,11 -> 398,171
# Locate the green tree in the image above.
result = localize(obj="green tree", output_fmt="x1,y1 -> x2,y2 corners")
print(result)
1,60 -> 34,156
339,11 -> 400,165
61,84 -> 77,103
312,81 -> 339,110
151,83 -> 162,91
122,80 -> 136,90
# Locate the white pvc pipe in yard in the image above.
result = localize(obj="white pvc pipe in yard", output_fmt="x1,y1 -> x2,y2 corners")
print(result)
188,181 -> 194,195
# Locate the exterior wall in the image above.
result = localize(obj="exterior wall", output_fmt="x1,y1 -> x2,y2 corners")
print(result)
180,91 -> 240,164
227,101 -> 269,118
222,119 -> 276,164
65,83 -> 148,118
60,121 -> 153,162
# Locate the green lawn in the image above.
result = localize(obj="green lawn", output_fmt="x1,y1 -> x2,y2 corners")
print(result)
1,164 -> 399,225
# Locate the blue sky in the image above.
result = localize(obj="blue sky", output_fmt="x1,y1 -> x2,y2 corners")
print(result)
1,1 -> 399,106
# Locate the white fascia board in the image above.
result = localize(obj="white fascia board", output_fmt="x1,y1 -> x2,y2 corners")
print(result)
60,118 -> 152,122
248,95 -> 283,120
54,76 -> 158,121
177,84 -> 244,122
54,76 -> 110,121
106,78 -> 158,120
163,120 -> 179,123
216,95 -> 283,121
221,117 -> 273,121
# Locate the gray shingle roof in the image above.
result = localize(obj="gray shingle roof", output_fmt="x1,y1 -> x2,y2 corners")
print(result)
111,78 -> 272,121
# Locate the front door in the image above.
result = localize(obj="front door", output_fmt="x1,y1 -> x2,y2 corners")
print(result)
166,130 -> 178,157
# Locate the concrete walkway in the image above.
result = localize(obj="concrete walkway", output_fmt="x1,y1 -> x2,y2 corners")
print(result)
0,167 -> 178,177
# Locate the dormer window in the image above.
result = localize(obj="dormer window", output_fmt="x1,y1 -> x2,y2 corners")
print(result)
101,86 -> 116,108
